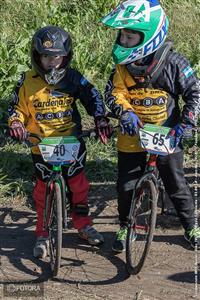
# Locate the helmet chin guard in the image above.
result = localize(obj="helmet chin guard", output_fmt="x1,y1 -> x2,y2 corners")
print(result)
44,68 -> 66,85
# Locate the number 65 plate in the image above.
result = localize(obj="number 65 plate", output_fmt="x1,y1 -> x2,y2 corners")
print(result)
38,136 -> 80,163
139,124 -> 175,156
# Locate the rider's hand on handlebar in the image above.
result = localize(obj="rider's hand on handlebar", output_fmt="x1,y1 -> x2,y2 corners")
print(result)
9,121 -> 28,141
120,110 -> 143,136
95,116 -> 113,144
168,123 -> 193,148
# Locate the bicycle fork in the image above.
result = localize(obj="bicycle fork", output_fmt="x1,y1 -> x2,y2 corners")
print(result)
59,178 -> 72,230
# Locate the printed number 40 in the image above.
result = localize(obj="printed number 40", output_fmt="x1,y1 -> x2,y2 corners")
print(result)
53,144 -> 66,156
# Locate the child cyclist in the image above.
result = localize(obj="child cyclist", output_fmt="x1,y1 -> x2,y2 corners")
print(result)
8,25 -> 112,259
101,0 -> 200,252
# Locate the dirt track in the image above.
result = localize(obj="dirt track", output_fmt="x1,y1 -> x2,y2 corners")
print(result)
0,165 -> 199,300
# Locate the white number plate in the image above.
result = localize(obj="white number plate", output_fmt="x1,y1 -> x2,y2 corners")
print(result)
139,124 -> 175,156
38,136 -> 80,163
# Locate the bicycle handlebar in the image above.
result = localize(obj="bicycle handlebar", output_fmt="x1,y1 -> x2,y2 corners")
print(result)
105,111 -> 200,135
0,118 -> 199,148
0,128 -> 98,148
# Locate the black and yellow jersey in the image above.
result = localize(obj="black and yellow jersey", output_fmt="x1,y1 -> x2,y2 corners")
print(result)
8,68 -> 105,154
105,51 -> 200,152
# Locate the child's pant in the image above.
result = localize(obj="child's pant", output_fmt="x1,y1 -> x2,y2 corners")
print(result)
117,150 -> 195,231
31,141 -> 92,237
33,171 -> 92,237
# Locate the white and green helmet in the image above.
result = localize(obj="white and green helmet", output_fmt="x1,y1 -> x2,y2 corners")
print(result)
101,0 -> 169,64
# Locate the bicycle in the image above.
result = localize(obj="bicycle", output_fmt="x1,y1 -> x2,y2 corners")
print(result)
34,131 -> 98,277
2,128 -> 96,278
125,123 -> 177,275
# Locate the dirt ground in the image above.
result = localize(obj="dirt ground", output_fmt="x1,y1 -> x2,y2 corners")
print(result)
0,164 -> 199,300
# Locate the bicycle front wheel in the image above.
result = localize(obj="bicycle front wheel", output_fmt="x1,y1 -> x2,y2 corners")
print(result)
126,177 -> 158,275
47,181 -> 63,277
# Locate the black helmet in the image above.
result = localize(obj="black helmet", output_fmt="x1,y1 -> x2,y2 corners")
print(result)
31,25 -> 73,85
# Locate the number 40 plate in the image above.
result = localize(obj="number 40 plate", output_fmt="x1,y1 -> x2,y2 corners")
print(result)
38,136 -> 80,163
139,124 -> 175,156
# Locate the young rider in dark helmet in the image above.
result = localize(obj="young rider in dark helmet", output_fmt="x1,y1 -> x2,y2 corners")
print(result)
101,0 -> 200,252
8,25 -> 112,259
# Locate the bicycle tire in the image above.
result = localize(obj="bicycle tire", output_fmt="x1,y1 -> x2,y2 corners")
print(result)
157,177 -> 166,215
48,181 -> 63,277
126,176 -> 158,275
60,176 -> 71,229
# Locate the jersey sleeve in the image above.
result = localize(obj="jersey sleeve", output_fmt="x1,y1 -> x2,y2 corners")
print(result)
104,65 -> 133,117
76,74 -> 106,118
8,73 -> 30,126
166,53 -> 200,126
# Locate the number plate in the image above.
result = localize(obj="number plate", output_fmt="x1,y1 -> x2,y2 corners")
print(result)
139,124 -> 175,155
38,136 -> 80,163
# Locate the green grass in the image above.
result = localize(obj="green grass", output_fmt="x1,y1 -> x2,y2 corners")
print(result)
0,0 -> 200,203
1,0 -> 199,97
161,0 -> 200,74
0,141 -> 34,203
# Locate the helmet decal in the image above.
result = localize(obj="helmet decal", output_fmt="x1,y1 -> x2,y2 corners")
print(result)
43,40 -> 53,48
114,1 -> 151,23
143,15 -> 167,56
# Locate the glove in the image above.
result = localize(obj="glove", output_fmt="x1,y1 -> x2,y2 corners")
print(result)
120,110 -> 143,136
9,121 -> 27,141
168,123 -> 193,148
95,116 -> 113,144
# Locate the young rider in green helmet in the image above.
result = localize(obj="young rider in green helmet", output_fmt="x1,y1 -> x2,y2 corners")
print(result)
101,0 -> 200,252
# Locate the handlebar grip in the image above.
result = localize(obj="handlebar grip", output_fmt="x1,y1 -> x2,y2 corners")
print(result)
24,132 -> 42,147
27,132 -> 42,142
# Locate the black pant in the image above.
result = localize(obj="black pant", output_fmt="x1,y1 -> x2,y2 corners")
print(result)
117,150 -> 195,231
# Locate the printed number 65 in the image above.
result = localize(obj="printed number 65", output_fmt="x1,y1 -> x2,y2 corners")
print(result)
152,133 -> 165,146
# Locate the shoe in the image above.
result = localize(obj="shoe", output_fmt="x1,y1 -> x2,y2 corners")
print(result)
78,225 -> 104,246
112,226 -> 128,253
33,236 -> 49,259
184,227 -> 200,249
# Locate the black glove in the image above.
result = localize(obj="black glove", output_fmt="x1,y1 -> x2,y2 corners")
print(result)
95,117 -> 113,144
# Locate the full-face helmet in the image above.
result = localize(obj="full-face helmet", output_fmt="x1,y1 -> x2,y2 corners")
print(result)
101,0 -> 169,65
31,25 -> 73,84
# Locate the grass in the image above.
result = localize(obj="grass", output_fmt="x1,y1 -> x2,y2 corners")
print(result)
0,0 -> 200,203
161,0 -> 200,74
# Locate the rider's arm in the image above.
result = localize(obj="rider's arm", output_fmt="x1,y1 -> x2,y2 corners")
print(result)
8,73 -> 30,126
74,72 -> 106,118
166,52 -> 200,126
104,65 -> 134,117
